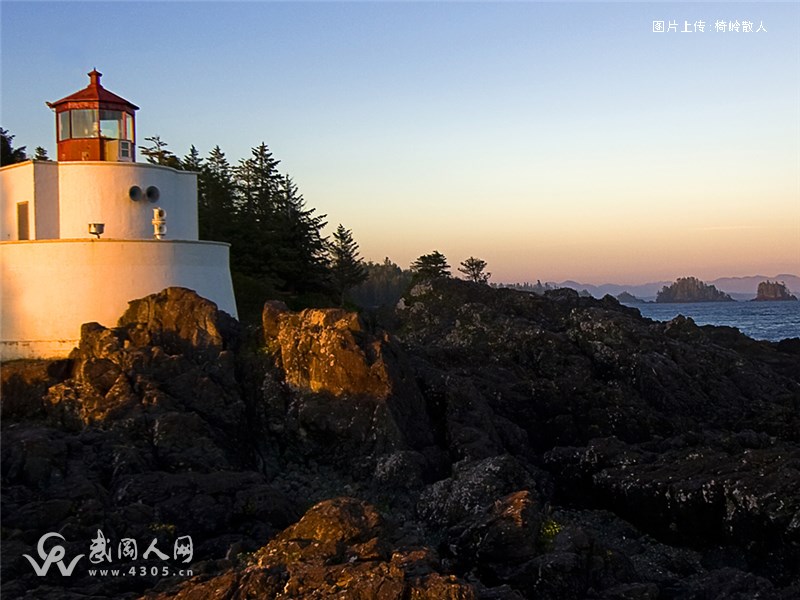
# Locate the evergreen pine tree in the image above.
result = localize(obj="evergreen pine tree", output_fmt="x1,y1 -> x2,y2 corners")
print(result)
329,224 -> 368,305
269,174 -> 330,295
228,144 -> 331,298
139,135 -> 181,168
33,146 -> 50,161
1,128 -> 27,165
411,251 -> 451,280
150,139 -> 337,307
458,256 -> 491,284
199,145 -> 236,242
232,143 -> 285,286
235,142 -> 281,219
182,145 -> 203,172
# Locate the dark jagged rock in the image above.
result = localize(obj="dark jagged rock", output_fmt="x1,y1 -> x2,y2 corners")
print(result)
118,286 -> 240,362
416,455 -> 545,527
544,433 -> 800,585
392,279 -> 799,593
3,281 -> 800,599
1,359 -> 70,420
1,288 -> 292,599
397,279 -> 799,448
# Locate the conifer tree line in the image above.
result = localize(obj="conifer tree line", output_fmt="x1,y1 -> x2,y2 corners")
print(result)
1,128 -> 50,164
139,136 -> 368,319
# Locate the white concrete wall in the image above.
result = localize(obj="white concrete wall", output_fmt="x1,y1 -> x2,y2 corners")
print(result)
33,161 -> 60,239
56,162 -> 198,240
0,161 -> 36,240
0,239 -> 237,360
0,161 -> 198,242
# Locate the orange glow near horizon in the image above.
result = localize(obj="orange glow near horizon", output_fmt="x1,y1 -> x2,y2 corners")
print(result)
349,190 -> 799,285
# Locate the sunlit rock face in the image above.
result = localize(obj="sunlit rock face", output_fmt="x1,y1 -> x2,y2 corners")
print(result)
148,497 -> 478,600
261,301 -> 435,456
263,302 -> 393,398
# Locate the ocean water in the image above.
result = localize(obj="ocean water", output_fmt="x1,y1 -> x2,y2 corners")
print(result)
622,301 -> 800,342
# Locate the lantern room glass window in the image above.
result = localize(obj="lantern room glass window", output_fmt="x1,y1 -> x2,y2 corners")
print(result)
58,111 -> 71,141
70,109 -> 99,138
61,109 -> 134,140
99,110 -> 122,139
123,112 -> 134,141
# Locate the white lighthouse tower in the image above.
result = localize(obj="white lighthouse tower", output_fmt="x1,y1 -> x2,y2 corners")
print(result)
0,70 -> 237,360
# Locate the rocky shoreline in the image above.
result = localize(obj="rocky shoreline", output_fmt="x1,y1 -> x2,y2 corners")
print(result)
2,282 -> 799,599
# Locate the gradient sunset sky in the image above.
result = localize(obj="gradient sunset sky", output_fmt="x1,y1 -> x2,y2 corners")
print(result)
2,1 -> 798,284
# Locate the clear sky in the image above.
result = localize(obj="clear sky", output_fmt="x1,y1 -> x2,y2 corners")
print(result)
2,1 -> 798,284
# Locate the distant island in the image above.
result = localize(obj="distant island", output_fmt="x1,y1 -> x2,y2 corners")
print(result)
753,280 -> 798,302
616,291 -> 645,303
656,277 -> 734,303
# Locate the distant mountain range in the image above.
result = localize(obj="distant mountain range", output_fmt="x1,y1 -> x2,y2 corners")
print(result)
550,274 -> 800,302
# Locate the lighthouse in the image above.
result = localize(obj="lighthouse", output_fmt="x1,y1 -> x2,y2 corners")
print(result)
47,69 -> 139,163
0,70 -> 237,360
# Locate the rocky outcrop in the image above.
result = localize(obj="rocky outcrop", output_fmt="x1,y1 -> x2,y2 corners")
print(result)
544,433 -> 800,584
754,280 -> 798,301
1,289 -> 294,600
263,301 -> 398,399
616,291 -> 644,303
656,276 -> 734,302
3,282 -> 800,599
397,280 -> 800,449
147,497 -> 477,600
260,301 -> 435,461
118,287 -> 240,358
393,279 -> 800,594
46,287 -> 243,429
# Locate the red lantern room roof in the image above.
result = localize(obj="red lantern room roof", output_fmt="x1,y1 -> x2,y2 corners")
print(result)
46,70 -> 139,112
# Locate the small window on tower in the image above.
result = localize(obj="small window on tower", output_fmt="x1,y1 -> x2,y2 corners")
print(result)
17,202 -> 29,240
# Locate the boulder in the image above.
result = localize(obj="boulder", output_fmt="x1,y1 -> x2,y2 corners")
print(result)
263,304 -> 398,399
261,302 -> 435,460
145,498 -> 477,600
119,286 -> 240,363
417,455 -> 544,527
